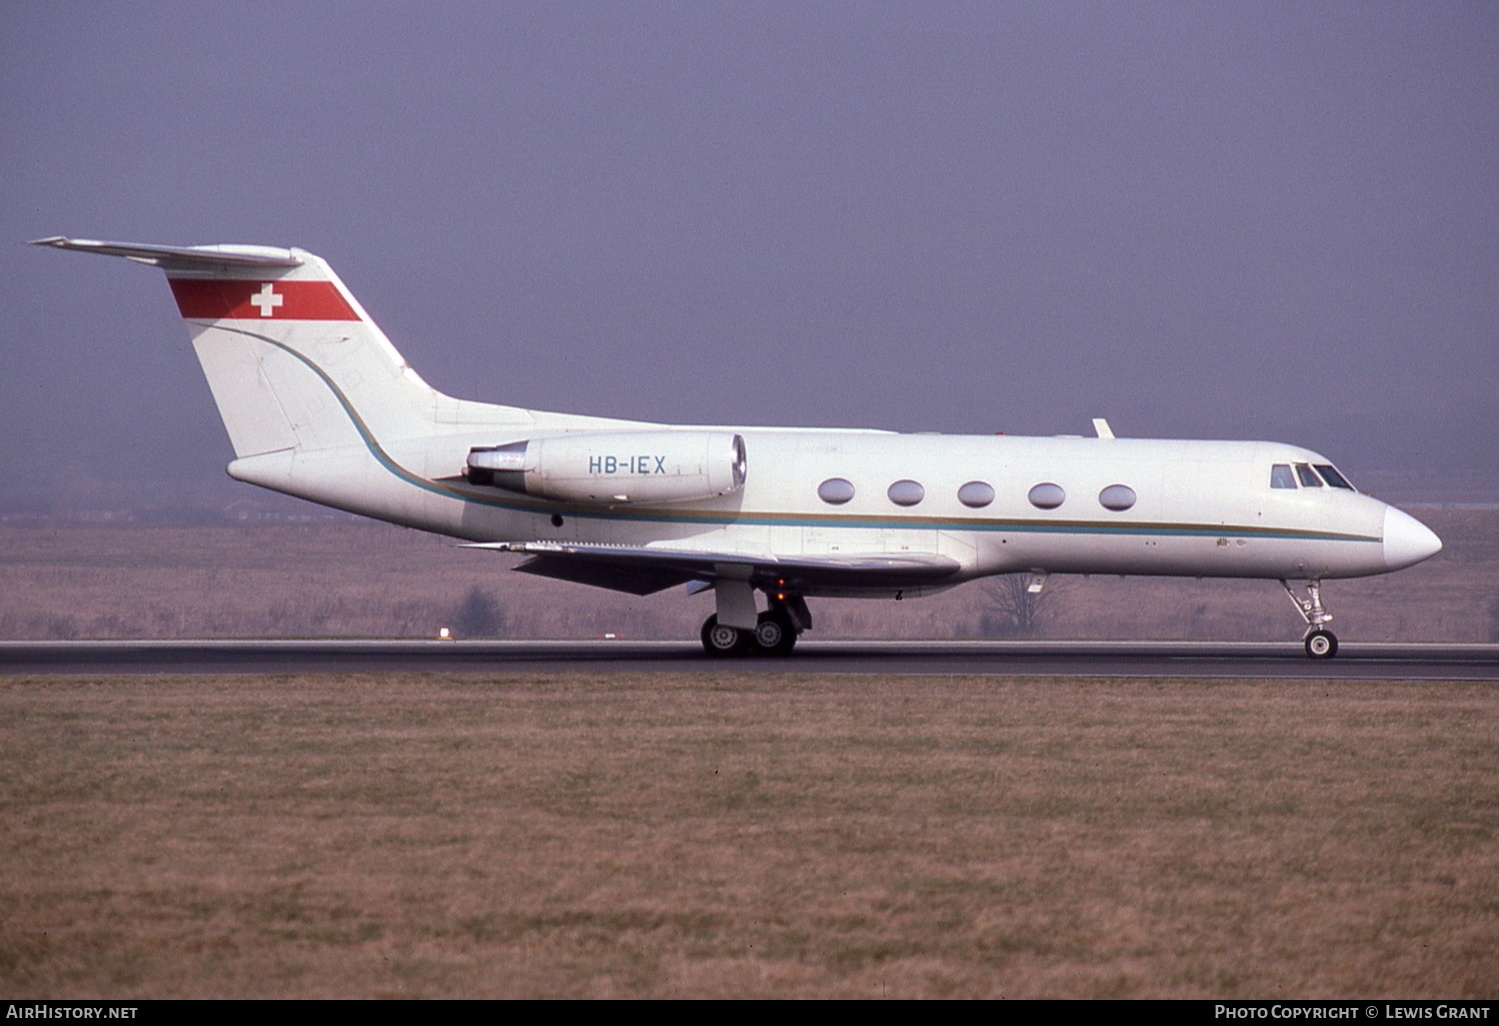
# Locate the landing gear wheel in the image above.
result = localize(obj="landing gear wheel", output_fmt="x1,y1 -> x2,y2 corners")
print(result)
701,615 -> 752,658
1304,629 -> 1338,660
1283,580 -> 1338,660
752,608 -> 798,656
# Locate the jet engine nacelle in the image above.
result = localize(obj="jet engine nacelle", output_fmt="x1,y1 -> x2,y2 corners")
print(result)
466,430 -> 747,505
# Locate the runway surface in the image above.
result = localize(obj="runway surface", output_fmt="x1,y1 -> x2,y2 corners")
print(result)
3,639 -> 1498,679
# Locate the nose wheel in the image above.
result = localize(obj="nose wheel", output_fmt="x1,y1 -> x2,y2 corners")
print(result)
1304,629 -> 1338,659
1281,580 -> 1339,659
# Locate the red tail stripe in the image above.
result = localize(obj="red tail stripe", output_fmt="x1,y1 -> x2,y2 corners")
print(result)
169,279 -> 359,321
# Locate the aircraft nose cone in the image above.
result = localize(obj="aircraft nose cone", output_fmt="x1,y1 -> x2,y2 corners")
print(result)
1383,506 -> 1443,570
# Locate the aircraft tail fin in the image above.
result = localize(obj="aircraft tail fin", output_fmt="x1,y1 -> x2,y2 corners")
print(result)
32,237 -> 441,459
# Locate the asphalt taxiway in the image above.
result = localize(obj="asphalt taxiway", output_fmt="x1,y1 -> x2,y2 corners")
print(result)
2,640 -> 1497,679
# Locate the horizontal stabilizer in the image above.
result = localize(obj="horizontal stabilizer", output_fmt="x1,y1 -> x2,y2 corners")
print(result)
469,540 -> 961,596
31,237 -> 302,271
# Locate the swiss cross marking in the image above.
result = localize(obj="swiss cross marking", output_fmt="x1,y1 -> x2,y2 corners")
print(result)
249,283 -> 284,318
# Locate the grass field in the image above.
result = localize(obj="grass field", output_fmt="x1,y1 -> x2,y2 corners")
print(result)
2,672 -> 1495,998
0,506 -> 1495,642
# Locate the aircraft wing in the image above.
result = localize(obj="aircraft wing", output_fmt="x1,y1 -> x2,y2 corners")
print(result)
465,541 -> 963,596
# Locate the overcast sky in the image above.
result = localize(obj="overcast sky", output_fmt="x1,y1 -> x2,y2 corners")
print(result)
3,2 -> 1495,510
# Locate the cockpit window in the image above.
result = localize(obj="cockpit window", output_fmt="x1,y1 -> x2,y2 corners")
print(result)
1271,464 -> 1296,489
1314,464 -> 1355,490
1295,463 -> 1324,487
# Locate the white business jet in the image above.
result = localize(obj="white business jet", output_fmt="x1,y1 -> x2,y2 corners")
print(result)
34,237 -> 1442,658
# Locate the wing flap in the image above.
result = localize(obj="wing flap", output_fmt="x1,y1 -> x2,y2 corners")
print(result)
513,556 -> 699,596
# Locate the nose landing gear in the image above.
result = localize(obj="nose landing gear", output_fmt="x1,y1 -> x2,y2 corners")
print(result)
1281,579 -> 1339,659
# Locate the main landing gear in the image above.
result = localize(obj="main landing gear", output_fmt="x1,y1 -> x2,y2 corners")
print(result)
1281,579 -> 1338,659
701,598 -> 806,658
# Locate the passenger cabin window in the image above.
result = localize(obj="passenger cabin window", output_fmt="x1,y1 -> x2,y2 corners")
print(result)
957,481 -> 995,508
1314,464 -> 1355,490
1028,482 -> 1066,510
1271,464 -> 1296,489
1098,484 -> 1137,511
818,478 -> 855,505
887,479 -> 925,507
1295,463 -> 1324,487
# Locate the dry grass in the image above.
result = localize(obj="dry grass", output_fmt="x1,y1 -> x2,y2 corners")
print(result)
1,672 -> 1495,998
0,506 -> 1495,642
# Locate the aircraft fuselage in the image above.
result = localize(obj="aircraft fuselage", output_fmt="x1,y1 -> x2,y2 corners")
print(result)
231,424 -> 1416,593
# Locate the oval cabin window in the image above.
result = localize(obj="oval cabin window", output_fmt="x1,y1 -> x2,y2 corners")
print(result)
957,481 -> 995,508
1028,482 -> 1066,510
818,478 -> 855,505
1099,484 -> 1136,511
887,479 -> 925,506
